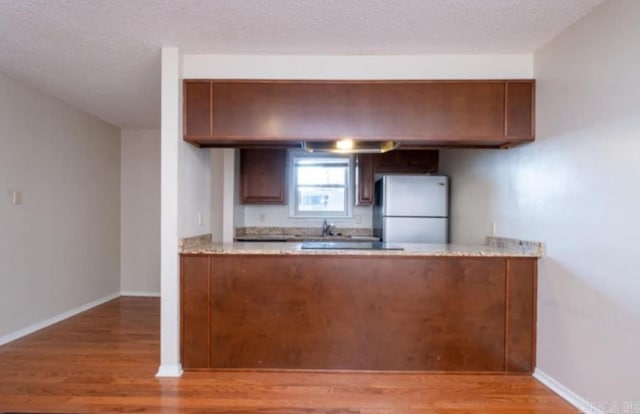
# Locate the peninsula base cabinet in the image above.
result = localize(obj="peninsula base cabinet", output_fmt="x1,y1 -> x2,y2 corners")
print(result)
180,254 -> 536,373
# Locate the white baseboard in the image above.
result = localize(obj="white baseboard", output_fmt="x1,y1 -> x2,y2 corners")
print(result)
533,369 -> 603,414
156,364 -> 183,377
120,291 -> 161,297
0,291 -> 121,347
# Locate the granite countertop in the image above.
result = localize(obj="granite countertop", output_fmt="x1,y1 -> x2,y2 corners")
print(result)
234,226 -> 378,242
234,234 -> 380,242
180,237 -> 542,258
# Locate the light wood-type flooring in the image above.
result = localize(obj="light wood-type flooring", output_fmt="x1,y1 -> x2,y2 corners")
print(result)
0,297 -> 577,413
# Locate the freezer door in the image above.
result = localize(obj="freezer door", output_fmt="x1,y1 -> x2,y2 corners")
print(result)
382,175 -> 449,217
382,217 -> 448,243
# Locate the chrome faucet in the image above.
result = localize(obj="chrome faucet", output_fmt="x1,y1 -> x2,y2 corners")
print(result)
322,219 -> 335,237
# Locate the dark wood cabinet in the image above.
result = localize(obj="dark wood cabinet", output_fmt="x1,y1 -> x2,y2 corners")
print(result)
240,148 -> 287,204
183,81 -> 211,138
180,254 -> 537,372
355,150 -> 439,206
180,255 -> 210,369
354,154 -> 375,206
374,150 -> 439,173
506,81 -> 535,139
505,258 -> 537,372
183,80 -> 535,148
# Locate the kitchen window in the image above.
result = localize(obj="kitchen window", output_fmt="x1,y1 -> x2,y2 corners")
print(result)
291,154 -> 351,217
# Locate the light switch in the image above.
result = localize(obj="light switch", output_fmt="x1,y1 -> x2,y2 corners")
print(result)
12,190 -> 22,205
197,211 -> 203,226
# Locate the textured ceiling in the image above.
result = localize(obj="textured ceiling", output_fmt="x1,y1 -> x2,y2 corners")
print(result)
0,0 -> 604,129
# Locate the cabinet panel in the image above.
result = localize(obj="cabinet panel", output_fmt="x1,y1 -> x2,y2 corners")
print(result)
184,81 -> 211,139
240,148 -> 287,204
355,154 -> 375,206
506,81 -> 535,139
505,258 -> 537,373
357,257 -> 507,371
181,255 -> 210,369
374,150 -> 439,173
209,255 -> 507,371
210,82 -> 505,140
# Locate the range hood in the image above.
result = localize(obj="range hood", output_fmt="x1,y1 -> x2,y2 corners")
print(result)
302,139 -> 400,154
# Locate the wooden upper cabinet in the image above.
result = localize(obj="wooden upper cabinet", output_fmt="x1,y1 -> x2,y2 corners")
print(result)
184,81 -> 212,138
209,82 -> 505,140
240,149 -> 287,204
374,150 -> 439,173
183,80 -> 535,148
505,81 -> 535,140
355,154 -> 375,206
355,150 -> 439,206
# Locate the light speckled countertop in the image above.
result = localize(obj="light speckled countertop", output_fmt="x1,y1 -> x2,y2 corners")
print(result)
234,234 -> 380,242
234,227 -> 378,242
181,240 -> 542,258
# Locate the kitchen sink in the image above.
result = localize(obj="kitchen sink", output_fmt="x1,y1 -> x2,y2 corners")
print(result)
301,241 -> 403,251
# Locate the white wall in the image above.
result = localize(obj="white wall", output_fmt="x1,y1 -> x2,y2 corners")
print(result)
158,47 -> 181,377
210,149 -> 224,241
120,129 -> 160,295
440,0 -> 640,408
439,148 -> 508,244
240,205 -> 374,229
232,149 -> 245,229
183,54 -> 533,79
210,148 -> 236,242
178,138 -> 210,237
0,70 -> 121,340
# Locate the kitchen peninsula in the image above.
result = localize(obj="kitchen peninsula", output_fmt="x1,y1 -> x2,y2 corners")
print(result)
179,78 -> 539,375
180,237 -> 540,374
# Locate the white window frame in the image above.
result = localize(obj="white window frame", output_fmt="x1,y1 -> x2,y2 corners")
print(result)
289,151 -> 353,218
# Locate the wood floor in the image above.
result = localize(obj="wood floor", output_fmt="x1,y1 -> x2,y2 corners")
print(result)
0,297 -> 577,413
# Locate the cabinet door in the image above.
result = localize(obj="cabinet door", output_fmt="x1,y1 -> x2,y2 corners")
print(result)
505,258 -> 537,373
240,149 -> 287,204
209,82 -> 505,140
208,255 -> 508,371
183,81 -> 211,140
374,150 -> 439,173
355,154 -> 375,206
505,81 -> 535,140
181,255 -> 210,369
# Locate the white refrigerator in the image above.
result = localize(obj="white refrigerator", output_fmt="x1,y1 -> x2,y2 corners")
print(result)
373,175 -> 449,243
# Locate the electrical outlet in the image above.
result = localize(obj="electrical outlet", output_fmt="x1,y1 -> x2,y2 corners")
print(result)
354,215 -> 361,224
12,190 -> 22,205
259,213 -> 265,223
